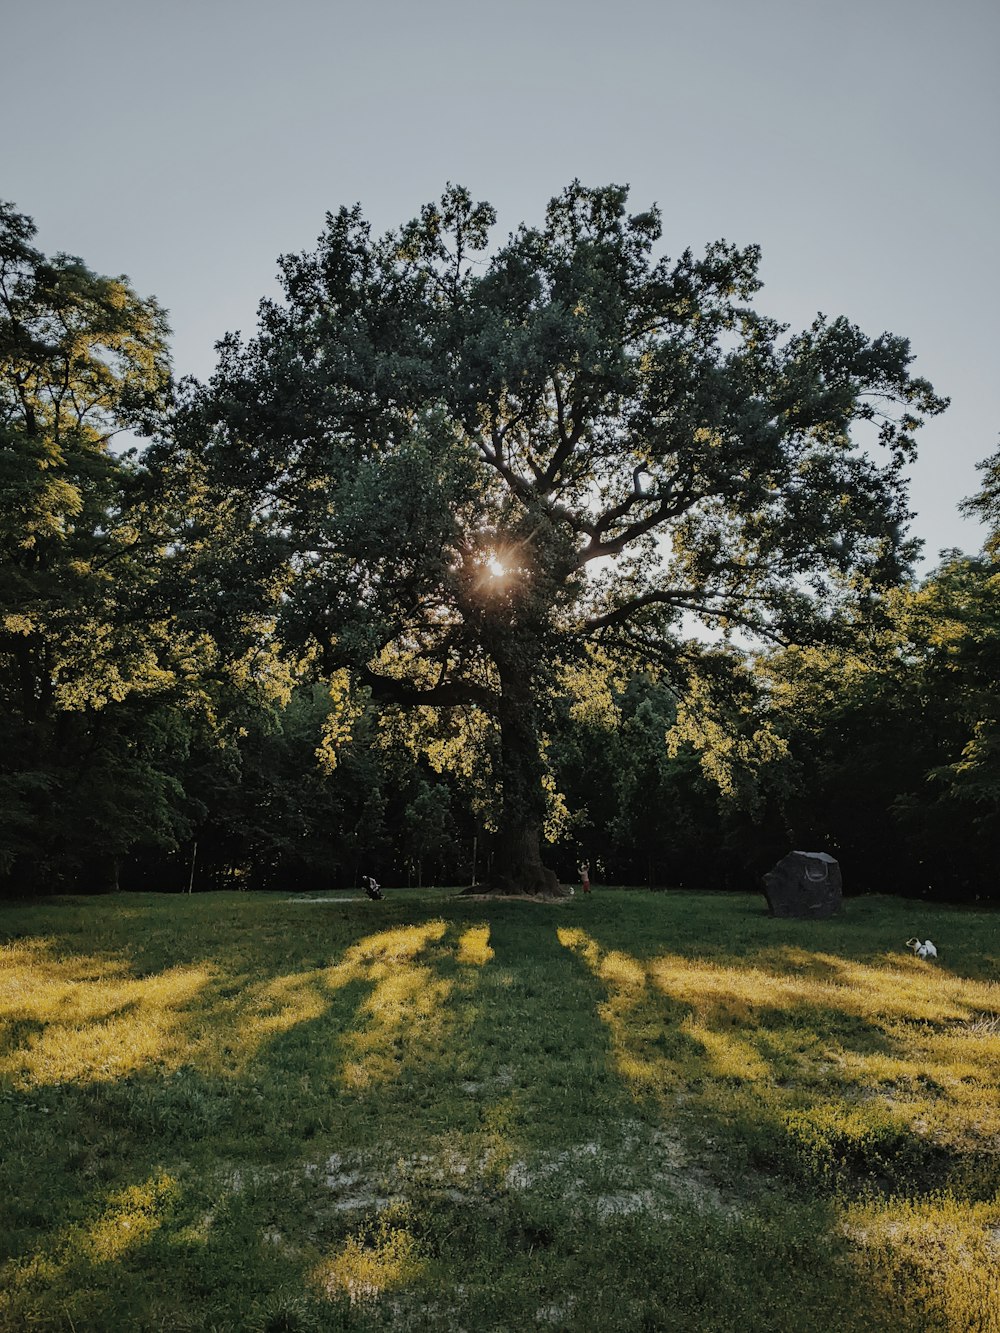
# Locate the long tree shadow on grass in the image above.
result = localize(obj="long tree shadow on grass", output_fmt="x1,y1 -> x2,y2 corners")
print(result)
404,910 -> 922,1332
279,908 -> 916,1332
2,894 -> 995,1331
558,920 -> 1000,1199
549,917 -> 1000,1333
553,913 -> 1000,1331
441,903 -> 636,1149
0,901 -> 460,1329
1,898 -> 588,1327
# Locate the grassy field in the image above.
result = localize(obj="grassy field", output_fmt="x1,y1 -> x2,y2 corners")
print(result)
1,887 -> 998,1332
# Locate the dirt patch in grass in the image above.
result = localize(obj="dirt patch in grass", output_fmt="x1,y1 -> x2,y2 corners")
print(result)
297,1120 -> 739,1224
459,891 -> 572,903
505,1123 -> 740,1220
286,896 -> 366,904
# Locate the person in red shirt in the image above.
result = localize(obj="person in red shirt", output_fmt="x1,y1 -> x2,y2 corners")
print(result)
580,862 -> 591,894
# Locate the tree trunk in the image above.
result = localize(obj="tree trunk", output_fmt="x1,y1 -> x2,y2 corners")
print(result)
474,647 -> 565,898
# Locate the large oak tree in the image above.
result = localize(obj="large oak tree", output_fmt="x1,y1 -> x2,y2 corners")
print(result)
175,183 -> 945,894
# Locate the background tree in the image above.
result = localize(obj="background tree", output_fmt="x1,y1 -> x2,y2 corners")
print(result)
0,201 -> 175,888
755,493 -> 1000,904
947,441 -> 1000,821
544,664 -> 731,888
174,183 -> 946,894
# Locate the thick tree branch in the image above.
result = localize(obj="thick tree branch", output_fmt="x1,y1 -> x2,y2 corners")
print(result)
581,589 -> 689,632
357,664 -> 496,712
481,431 -> 536,505
574,464 -> 705,568
574,498 -> 674,566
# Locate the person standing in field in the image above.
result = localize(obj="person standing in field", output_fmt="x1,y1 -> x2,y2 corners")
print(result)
581,862 -> 591,894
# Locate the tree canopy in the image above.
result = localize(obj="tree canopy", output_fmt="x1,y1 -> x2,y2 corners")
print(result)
172,183 -> 946,893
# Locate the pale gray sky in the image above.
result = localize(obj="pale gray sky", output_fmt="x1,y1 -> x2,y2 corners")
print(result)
3,0 -> 997,563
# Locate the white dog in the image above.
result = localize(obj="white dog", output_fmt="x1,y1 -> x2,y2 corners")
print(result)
906,938 -> 938,960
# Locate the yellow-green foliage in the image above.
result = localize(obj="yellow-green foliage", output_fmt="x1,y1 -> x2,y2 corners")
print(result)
667,661 -> 789,809
315,669 -> 367,772
557,649 -> 624,729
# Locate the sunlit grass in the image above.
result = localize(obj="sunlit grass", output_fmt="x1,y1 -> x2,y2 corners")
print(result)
0,889 -> 997,1330
558,925 -> 1000,1165
456,923 -> 494,966
0,940 -> 212,1085
79,1173 -> 179,1264
310,1208 -> 426,1305
844,1194 -> 1000,1331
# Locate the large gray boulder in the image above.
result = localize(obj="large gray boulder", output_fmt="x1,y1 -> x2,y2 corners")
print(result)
763,851 -> 842,918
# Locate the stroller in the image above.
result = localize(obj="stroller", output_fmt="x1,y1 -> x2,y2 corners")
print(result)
362,875 -> 383,901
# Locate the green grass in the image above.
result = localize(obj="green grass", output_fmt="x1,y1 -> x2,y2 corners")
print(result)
1,887 -> 998,1331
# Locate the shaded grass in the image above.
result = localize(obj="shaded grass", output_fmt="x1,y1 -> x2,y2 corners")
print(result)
0,888 -> 998,1330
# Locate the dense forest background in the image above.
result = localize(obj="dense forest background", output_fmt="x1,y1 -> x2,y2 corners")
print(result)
2,196 -> 997,903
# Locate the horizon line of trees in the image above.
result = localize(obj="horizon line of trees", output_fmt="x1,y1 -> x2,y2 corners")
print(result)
2,193 -> 997,903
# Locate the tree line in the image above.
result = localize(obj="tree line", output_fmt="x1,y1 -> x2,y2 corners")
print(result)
2,190 -> 996,901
